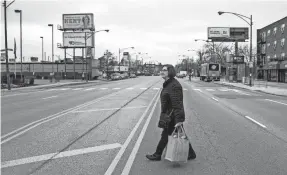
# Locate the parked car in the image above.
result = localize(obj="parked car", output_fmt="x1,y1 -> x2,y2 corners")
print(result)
130,74 -> 137,78
111,73 -> 121,80
120,73 -> 129,79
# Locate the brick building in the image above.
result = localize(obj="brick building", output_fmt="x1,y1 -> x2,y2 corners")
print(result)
257,16 -> 287,83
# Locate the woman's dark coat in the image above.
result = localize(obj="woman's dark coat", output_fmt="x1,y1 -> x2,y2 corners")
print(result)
159,77 -> 185,126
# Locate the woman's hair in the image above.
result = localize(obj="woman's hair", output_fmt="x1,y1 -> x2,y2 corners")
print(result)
162,64 -> 176,78
82,15 -> 90,25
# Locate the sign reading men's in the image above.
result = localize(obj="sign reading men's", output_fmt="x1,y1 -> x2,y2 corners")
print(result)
62,13 -> 94,30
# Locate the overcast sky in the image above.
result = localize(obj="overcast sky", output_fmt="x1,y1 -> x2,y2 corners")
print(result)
1,0 -> 287,65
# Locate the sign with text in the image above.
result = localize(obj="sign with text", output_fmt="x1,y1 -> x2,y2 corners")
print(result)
208,27 -> 249,42
208,27 -> 230,38
62,13 -> 94,30
63,32 -> 94,48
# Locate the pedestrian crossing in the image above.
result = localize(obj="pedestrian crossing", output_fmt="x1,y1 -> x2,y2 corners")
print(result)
46,87 -> 190,92
192,88 -> 251,95
47,87 -> 165,92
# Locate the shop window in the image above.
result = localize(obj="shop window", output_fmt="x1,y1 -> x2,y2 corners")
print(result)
267,30 -> 271,36
267,55 -> 271,62
282,53 -> 286,60
281,38 -> 285,47
273,27 -> 277,36
281,24 -> 285,34
273,40 -> 277,50
261,32 -> 266,42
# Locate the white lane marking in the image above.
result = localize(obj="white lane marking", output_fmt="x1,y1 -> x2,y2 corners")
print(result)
121,90 -> 160,175
113,88 -> 121,90
46,89 -> 58,91
219,89 -> 229,92
72,106 -> 148,113
211,97 -> 219,102
100,88 -> 108,90
206,89 -> 215,91
59,88 -> 70,91
153,88 -> 160,90
73,88 -> 83,91
232,89 -> 250,96
42,96 -> 58,100
193,89 -> 203,92
126,87 -> 134,90
1,90 -> 122,144
1,143 -> 122,169
183,88 -> 188,91
245,116 -> 267,128
265,99 -> 287,106
140,88 -> 147,90
104,89 -> 161,175
85,88 -> 95,91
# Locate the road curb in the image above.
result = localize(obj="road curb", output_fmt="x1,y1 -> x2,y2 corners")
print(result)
214,82 -> 287,97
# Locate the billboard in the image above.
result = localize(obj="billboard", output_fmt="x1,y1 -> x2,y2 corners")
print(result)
208,27 -> 230,38
63,32 -> 94,48
62,13 -> 94,30
208,27 -> 249,42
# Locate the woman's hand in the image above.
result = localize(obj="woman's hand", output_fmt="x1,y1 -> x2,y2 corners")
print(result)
174,122 -> 183,127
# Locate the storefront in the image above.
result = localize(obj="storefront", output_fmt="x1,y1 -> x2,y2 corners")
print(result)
262,61 -> 280,82
279,61 -> 287,83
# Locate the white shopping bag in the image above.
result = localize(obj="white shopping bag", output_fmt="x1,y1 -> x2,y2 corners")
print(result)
165,125 -> 189,163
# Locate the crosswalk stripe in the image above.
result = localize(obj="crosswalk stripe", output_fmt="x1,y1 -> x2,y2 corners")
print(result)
206,89 -> 215,91
113,88 -> 121,90
100,88 -> 108,90
73,88 -> 83,90
153,88 -> 160,90
85,88 -> 95,91
60,88 -> 70,90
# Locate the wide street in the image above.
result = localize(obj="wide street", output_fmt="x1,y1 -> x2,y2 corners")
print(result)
1,76 -> 287,175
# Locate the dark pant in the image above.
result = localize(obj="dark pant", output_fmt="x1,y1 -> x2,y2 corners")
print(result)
155,123 -> 196,157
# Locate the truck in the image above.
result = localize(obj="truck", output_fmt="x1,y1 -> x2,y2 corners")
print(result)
200,63 -> 221,81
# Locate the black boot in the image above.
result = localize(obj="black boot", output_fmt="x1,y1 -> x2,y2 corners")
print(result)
146,153 -> 161,161
188,143 -> 196,160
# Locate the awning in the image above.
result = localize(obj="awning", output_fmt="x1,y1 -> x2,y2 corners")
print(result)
279,60 -> 287,69
262,61 -> 280,70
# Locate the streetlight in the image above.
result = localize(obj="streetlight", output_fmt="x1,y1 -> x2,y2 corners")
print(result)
48,24 -> 54,73
40,36 -> 44,75
118,47 -> 134,72
84,29 -> 109,82
15,9 -> 23,82
3,0 -> 16,90
218,11 -> 253,86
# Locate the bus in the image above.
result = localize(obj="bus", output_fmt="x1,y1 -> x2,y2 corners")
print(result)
200,63 -> 221,81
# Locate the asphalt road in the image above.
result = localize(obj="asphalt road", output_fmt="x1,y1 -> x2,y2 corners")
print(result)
1,76 -> 287,175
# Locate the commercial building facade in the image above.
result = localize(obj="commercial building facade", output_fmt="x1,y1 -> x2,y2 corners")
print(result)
257,16 -> 287,83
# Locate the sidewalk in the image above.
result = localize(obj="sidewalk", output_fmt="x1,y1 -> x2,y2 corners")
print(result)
215,79 -> 287,97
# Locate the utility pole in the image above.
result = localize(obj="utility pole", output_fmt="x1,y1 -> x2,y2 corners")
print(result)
64,48 -> 66,79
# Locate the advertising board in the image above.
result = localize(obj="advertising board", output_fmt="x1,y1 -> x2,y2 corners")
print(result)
208,27 -> 249,42
208,27 -> 230,38
63,32 -> 94,48
62,13 -> 94,30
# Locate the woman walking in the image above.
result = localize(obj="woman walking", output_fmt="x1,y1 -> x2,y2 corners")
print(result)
146,64 -> 196,161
